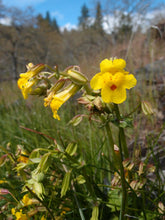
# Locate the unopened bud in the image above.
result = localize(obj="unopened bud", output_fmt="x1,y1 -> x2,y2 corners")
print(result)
0,189 -> 10,195
67,69 -> 88,85
30,83 -> 49,96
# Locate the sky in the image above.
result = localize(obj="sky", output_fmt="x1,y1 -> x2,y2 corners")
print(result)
1,0 -> 96,29
1,0 -> 165,31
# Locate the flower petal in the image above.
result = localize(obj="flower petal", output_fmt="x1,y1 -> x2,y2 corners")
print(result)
124,74 -> 137,89
90,72 -> 104,90
50,97 -> 63,120
101,85 -> 126,104
100,59 -> 113,73
111,86 -> 127,104
100,58 -> 126,74
101,85 -> 113,103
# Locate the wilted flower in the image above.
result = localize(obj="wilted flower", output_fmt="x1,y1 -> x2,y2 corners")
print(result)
17,63 -> 45,99
90,58 -> 137,104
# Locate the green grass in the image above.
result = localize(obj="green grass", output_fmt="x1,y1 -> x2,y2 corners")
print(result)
0,80 -> 165,219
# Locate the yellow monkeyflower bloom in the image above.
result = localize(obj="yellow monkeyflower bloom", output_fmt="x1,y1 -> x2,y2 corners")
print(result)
12,209 -> 28,220
41,216 -> 46,220
11,208 -> 16,215
17,150 -> 29,163
22,194 -> 33,206
45,83 -> 80,120
17,63 -> 45,99
44,77 -> 66,107
90,58 -> 137,104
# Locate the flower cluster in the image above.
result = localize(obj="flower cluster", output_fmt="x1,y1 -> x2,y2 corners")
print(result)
11,208 -> 28,220
17,58 -> 137,120
17,64 -> 87,120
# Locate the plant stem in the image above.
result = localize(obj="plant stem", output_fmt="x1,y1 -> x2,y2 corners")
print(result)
114,104 -> 128,219
118,136 -> 127,220
104,121 -> 116,168
114,104 -> 129,159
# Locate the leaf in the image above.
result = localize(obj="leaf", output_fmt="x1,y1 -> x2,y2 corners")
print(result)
39,152 -> 51,173
0,155 -> 7,167
107,189 -> 121,212
61,171 -> 71,197
30,158 -> 41,163
65,143 -> 77,156
90,206 -> 99,220
119,118 -> 133,128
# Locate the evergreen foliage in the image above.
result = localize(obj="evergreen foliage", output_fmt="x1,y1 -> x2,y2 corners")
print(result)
78,4 -> 90,30
93,1 -> 104,33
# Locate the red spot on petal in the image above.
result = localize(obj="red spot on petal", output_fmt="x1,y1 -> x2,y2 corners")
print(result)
110,84 -> 117,90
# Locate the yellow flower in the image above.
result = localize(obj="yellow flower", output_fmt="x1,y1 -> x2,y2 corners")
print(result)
11,208 -> 16,215
17,63 -> 45,99
17,150 -> 29,163
41,216 -> 46,220
90,58 -> 137,104
44,77 -> 66,107
12,209 -> 28,220
44,83 -> 80,120
22,194 -> 33,206
0,180 -> 7,184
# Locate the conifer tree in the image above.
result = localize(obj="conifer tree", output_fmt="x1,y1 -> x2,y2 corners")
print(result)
45,11 -> 51,25
93,1 -> 104,33
78,4 -> 90,30
52,18 -> 60,32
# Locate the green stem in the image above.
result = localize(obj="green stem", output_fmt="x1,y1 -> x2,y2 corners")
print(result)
104,122 -> 116,167
114,104 -> 129,159
114,104 -> 128,219
118,136 -> 127,220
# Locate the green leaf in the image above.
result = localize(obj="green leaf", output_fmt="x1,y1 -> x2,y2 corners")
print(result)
30,158 -> 41,163
107,189 -> 121,212
65,143 -> 77,156
39,152 -> 51,173
119,118 -> 133,128
90,206 -> 99,220
61,170 -> 71,197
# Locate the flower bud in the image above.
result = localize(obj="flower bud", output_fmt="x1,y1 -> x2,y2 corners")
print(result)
0,189 -> 10,195
67,69 -> 88,85
30,83 -> 49,96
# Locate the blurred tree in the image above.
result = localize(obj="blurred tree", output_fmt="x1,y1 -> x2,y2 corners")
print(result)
93,1 -> 104,34
45,11 -> 60,32
115,12 -> 133,42
35,14 -> 62,65
78,4 -> 90,30
0,7 -> 36,80
45,11 -> 51,25
52,18 -> 60,32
